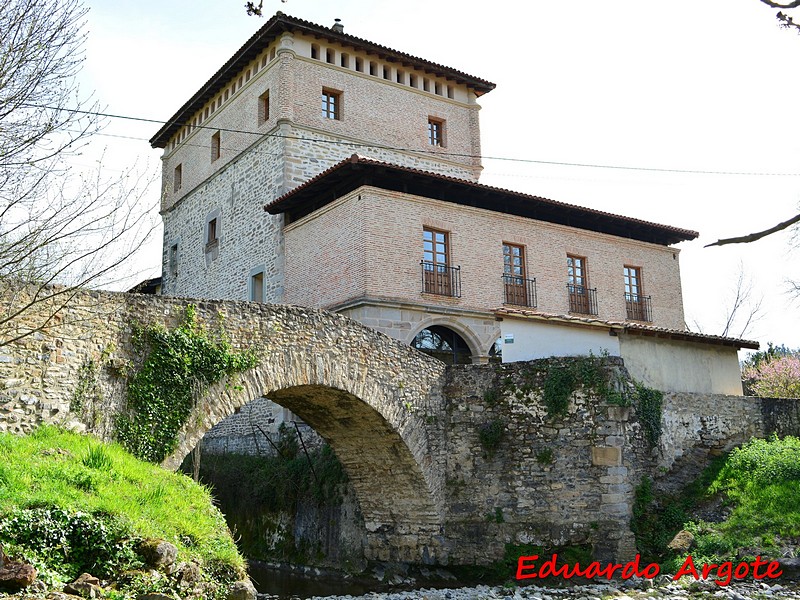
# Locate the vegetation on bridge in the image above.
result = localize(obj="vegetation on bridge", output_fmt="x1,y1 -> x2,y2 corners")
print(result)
116,304 -> 258,463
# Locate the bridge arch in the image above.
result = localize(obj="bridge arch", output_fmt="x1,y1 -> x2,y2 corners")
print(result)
159,302 -> 448,563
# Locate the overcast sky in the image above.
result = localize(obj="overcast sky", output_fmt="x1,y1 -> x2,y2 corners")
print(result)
77,0 -> 800,352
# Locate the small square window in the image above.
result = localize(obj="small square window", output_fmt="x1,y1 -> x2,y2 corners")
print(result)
211,131 -> 220,161
428,118 -> 445,147
322,88 -> 341,120
173,164 -> 182,192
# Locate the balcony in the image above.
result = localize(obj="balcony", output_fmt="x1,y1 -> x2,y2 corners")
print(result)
502,274 -> 537,308
567,284 -> 598,315
421,261 -> 461,297
625,293 -> 652,322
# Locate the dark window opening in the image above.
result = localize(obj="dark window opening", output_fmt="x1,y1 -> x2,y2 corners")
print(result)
412,325 -> 472,365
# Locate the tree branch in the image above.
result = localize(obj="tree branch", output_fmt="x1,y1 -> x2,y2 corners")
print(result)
705,212 -> 800,247
759,0 -> 800,8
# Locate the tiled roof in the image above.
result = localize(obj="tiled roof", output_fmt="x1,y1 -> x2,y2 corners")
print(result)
265,154 -> 699,246
150,12 -> 495,148
494,306 -> 759,350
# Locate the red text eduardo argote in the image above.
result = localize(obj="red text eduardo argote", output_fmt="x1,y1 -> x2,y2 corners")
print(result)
516,553 -> 783,587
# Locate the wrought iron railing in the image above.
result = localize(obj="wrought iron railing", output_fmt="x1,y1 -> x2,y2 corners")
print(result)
502,274 -> 537,307
625,293 -> 652,322
421,261 -> 461,297
567,284 -> 598,315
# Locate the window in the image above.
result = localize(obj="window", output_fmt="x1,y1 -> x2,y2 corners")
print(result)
173,164 -> 182,192
428,118 -> 445,146
567,255 -> 586,288
169,243 -> 178,276
207,218 -> 218,246
503,243 -> 534,307
258,90 -> 270,125
412,325 -> 471,365
383,66 -> 391,80
322,89 -> 341,120
311,44 -> 319,59
369,61 -> 377,76
205,210 -> 221,261
340,53 -> 350,68
355,57 -> 363,72
424,227 -> 448,268
211,131 -> 220,161
624,266 -> 651,321
250,270 -> 265,302
623,266 -> 641,300
567,254 -> 597,314
422,227 -> 460,296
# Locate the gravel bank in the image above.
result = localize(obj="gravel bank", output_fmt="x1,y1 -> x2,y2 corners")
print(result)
262,579 -> 800,600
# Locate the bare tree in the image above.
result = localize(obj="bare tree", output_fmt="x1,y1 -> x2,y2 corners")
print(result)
0,0 -> 158,347
759,0 -> 800,32
691,265 -> 764,339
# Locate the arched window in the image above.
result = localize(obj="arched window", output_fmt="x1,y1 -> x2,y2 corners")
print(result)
489,337 -> 502,364
412,325 -> 472,365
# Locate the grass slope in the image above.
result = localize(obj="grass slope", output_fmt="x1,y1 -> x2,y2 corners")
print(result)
635,435 -> 800,571
0,426 -> 244,595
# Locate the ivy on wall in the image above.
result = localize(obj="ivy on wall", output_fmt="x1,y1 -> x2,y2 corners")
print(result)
493,355 -> 664,445
116,305 -> 258,463
635,383 -> 664,449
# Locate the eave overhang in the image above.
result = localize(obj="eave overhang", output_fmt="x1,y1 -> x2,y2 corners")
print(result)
494,307 -> 760,350
265,155 -> 699,246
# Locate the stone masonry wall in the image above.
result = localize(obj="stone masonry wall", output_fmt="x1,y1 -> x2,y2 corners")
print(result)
437,360 -> 800,566
440,358 -> 648,565
2,288 -> 800,566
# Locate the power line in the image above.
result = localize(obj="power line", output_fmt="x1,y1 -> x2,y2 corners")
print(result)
29,103 -> 800,177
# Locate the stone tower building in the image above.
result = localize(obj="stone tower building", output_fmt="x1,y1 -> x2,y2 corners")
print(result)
150,12 -> 494,305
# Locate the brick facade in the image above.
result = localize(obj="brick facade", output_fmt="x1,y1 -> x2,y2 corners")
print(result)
283,187 -> 686,358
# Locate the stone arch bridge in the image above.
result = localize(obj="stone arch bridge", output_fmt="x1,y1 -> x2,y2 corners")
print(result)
1,288 -> 797,566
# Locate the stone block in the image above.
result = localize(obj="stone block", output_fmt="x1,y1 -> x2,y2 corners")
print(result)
591,446 -> 622,466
